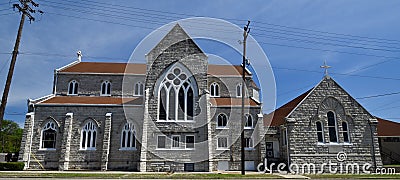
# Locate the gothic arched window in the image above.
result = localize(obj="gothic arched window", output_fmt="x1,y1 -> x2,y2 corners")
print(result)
217,113 -> 228,128
342,121 -> 350,143
245,114 -> 253,129
210,82 -> 219,97
41,121 -> 57,149
158,65 -> 196,121
316,121 -> 324,143
236,83 -> 242,97
81,121 -> 97,150
327,111 -> 338,143
68,80 -> 78,95
121,123 -> 136,149
101,81 -> 111,96
134,82 -> 144,96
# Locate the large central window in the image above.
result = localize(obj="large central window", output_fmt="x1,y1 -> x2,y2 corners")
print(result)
158,64 -> 196,121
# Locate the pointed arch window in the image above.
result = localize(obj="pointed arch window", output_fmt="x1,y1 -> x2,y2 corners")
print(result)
316,121 -> 324,143
327,111 -> 338,143
210,82 -> 219,97
68,80 -> 78,95
81,121 -> 97,150
342,121 -> 350,143
244,114 -> 253,129
134,82 -> 144,96
121,123 -> 136,150
236,83 -> 242,97
158,66 -> 196,121
217,113 -> 228,128
40,121 -> 57,149
101,81 -> 111,96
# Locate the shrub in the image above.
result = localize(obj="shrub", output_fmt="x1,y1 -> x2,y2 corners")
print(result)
0,162 -> 24,171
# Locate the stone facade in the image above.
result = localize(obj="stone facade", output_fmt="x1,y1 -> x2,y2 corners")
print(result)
19,24 -> 263,171
19,23 -> 383,173
265,76 -> 383,173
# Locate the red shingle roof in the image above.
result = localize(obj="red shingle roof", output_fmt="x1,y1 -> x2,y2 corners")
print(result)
376,117 -> 400,137
59,62 -> 146,74
207,64 -> 251,76
40,96 -> 142,105
59,62 -> 250,76
263,90 -> 311,127
210,97 -> 260,107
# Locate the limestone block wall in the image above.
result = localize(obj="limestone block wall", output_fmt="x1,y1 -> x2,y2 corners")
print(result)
55,74 -> 145,97
286,77 -> 382,172
21,105 -> 143,170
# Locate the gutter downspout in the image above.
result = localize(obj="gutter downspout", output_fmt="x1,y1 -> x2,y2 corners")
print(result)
286,127 -> 290,169
53,69 -> 57,94
369,120 -> 377,170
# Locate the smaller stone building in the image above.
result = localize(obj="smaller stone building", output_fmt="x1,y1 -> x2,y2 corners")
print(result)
264,75 -> 383,173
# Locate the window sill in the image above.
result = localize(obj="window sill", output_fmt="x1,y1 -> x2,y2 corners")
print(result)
38,148 -> 56,151
156,120 -> 195,123
67,94 -> 78,96
216,148 -> 229,151
317,142 -> 353,146
245,147 -> 255,151
100,94 -> 111,97
133,94 -> 143,97
216,127 -> 229,130
119,147 -> 137,151
244,127 -> 254,130
155,148 -> 195,151
79,148 -> 96,151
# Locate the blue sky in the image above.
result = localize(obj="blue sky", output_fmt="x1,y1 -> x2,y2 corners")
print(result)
1,0 -> 400,127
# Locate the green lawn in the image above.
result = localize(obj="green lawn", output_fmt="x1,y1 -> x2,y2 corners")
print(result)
0,172 -> 281,179
306,173 -> 400,179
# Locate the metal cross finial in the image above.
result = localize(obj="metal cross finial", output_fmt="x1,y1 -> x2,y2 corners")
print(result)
320,60 -> 331,76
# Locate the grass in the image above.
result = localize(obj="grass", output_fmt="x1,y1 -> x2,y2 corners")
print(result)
306,173 -> 400,179
0,172 -> 281,179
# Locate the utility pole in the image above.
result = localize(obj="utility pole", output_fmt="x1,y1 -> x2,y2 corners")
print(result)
241,20 -> 250,175
0,0 -> 40,129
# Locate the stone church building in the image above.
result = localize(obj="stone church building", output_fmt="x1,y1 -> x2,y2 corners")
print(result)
20,24 -> 387,172
19,24 -> 264,172
263,76 -> 383,172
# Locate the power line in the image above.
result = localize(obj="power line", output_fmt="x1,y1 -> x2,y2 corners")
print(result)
41,0 -> 400,48
252,20 -> 400,44
356,91 -> 400,100
273,66 -> 400,81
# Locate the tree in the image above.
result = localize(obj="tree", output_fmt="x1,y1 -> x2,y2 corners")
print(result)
0,120 -> 23,153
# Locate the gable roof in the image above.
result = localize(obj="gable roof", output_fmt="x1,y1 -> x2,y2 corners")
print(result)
58,62 -> 250,76
376,117 -> 400,137
147,23 -> 205,58
264,89 -> 311,126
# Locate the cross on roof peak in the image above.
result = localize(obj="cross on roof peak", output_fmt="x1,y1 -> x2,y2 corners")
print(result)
320,60 -> 331,77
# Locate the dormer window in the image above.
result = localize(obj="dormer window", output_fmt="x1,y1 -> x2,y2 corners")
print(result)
210,82 -> 219,97
101,81 -> 111,96
68,80 -> 78,95
134,82 -> 144,96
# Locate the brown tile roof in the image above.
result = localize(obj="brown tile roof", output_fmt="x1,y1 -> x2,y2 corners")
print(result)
207,64 -> 251,76
210,97 -> 260,107
376,117 -> 400,137
39,96 -> 142,105
59,62 -> 146,74
263,89 -> 311,127
59,62 -> 250,76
